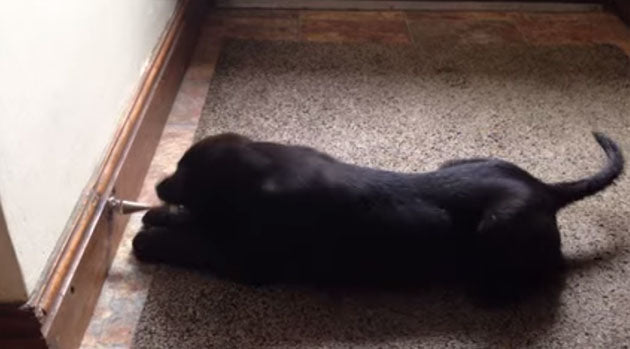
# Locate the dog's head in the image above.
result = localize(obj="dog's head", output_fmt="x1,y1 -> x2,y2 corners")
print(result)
156,133 -> 269,208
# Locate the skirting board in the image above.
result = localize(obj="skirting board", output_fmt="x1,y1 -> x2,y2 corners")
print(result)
215,1 -> 603,12
613,0 -> 630,24
0,1 -> 205,348
0,304 -> 47,349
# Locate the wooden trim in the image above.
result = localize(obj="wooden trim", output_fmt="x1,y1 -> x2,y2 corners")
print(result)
0,201 -> 28,303
612,0 -> 630,24
0,304 -> 47,349
215,0 -> 602,12
18,0 -> 206,348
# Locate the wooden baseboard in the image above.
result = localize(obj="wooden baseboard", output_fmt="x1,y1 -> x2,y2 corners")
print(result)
612,0 -> 630,24
0,304 -> 47,349
0,1 -> 205,348
215,0 -> 602,12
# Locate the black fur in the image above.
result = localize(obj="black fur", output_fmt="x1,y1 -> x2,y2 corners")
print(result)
133,132 -> 624,303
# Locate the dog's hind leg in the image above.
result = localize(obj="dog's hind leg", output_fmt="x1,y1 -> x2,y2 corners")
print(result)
469,213 -> 564,305
476,185 -> 531,234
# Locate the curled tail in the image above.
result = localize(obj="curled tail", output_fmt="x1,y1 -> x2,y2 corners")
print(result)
551,132 -> 624,208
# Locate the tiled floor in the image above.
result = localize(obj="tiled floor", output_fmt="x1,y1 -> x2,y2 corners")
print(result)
80,9 -> 630,348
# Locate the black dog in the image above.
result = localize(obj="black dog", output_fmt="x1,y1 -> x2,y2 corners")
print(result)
133,132 -> 623,301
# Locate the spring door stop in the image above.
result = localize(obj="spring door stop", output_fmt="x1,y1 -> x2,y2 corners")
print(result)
107,196 -> 153,215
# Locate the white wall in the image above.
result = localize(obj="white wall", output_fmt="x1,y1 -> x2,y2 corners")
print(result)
0,0 -> 178,297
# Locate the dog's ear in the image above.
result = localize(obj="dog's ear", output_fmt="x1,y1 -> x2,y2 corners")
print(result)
179,133 -> 252,167
206,145 -> 272,191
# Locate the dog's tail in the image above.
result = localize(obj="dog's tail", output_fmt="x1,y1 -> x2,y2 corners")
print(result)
550,132 -> 624,209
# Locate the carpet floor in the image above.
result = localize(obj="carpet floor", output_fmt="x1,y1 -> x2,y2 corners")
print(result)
133,40 -> 630,348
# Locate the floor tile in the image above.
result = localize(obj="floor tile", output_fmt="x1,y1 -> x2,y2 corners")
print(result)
514,13 -> 600,45
183,30 -> 223,82
405,10 -> 521,22
209,8 -> 299,19
407,16 -> 525,49
300,11 -> 411,44
82,214 -> 155,348
185,44 -> 222,82
588,13 -> 630,52
166,79 -> 210,127
301,10 -> 406,22
203,12 -> 299,41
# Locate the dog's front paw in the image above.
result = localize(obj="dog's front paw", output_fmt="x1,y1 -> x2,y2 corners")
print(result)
142,205 -> 190,227
132,229 -> 165,263
132,226 -> 214,268
142,206 -> 168,226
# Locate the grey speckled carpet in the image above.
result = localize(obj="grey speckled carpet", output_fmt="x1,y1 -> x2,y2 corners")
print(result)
133,40 -> 630,348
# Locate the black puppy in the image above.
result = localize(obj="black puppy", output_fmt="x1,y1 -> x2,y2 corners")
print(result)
133,132 -> 623,301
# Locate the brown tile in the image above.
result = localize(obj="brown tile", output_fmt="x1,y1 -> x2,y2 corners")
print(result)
517,12 -> 592,22
407,17 -> 525,49
87,306 -> 138,346
514,13 -> 598,45
203,12 -> 299,41
183,36 -> 222,82
405,11 -> 521,22
89,300 -> 113,322
185,59 -> 220,82
615,41 -> 630,57
81,329 -> 100,347
406,12 -> 627,49
589,13 -> 630,48
185,59 -> 219,82
105,270 -> 152,296
166,79 -> 209,126
301,19 -> 411,44
299,10 -> 411,44
405,10 -> 526,49
208,8 -> 299,20
99,323 -> 136,346
300,10 -> 406,22
82,214 -> 153,349
201,8 -> 299,42
79,335 -> 99,348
